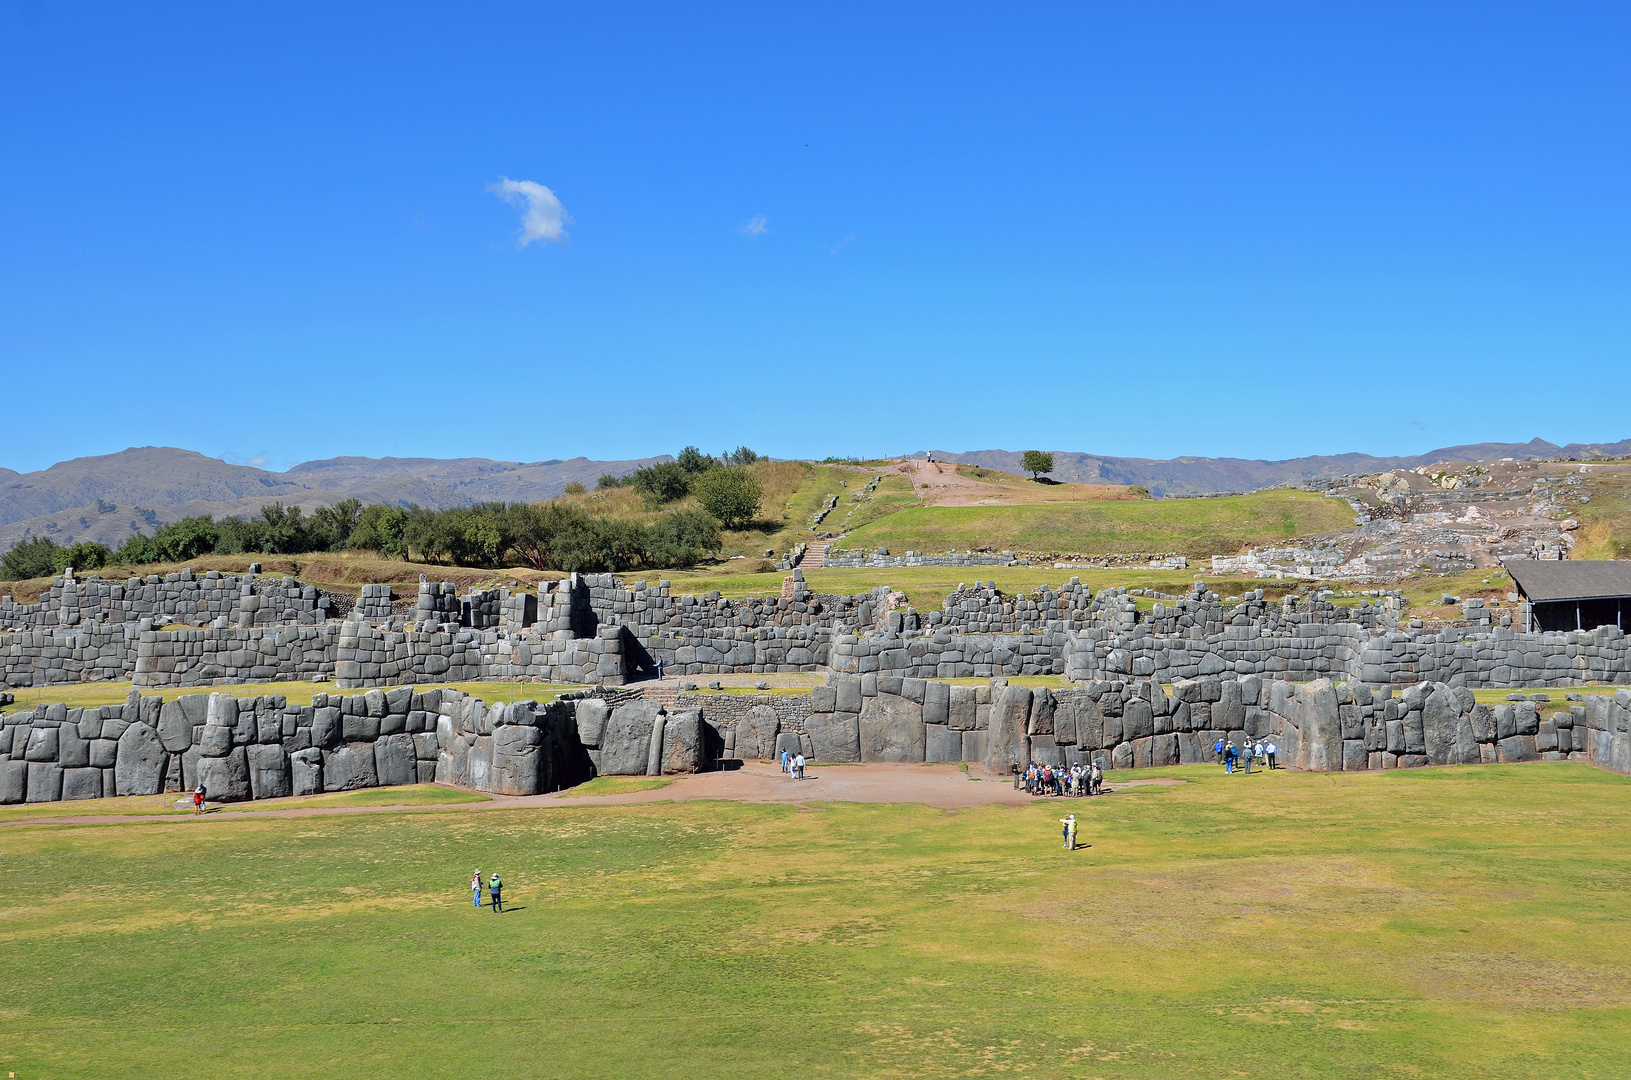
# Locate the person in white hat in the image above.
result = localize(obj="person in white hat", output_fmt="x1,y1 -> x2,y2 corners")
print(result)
1059,814 -> 1077,850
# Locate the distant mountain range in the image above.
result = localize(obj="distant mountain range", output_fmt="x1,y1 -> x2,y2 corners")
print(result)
3,438 -> 1627,553
916,438 -> 1631,498
0,447 -> 664,552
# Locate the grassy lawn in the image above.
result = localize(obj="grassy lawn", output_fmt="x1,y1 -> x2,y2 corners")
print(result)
0,762 -> 1627,1077
1573,470 -> 1631,559
1,679 -> 581,713
843,489 -> 1355,559
0,784 -> 490,823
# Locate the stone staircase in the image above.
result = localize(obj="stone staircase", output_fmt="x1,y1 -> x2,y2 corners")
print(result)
801,535 -> 838,569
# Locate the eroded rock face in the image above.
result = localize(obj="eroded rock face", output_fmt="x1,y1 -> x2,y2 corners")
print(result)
804,713 -> 860,762
374,733 -> 418,788
575,700 -> 611,749
984,685 -> 1032,774
114,722 -> 166,796
291,748 -> 323,796
733,705 -> 780,761
860,693 -> 924,763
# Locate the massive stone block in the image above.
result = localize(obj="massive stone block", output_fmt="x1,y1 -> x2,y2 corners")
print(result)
804,713 -> 861,762
661,711 -> 705,774
291,748 -> 323,796
925,724 -> 962,763
374,733 -> 418,788
322,743 -> 379,792
600,701 -> 664,775
246,744 -> 292,799
1422,686 -> 1460,765
0,760 -> 27,804
859,694 -> 926,762
198,746 -> 251,801
1028,688 -> 1055,736
310,707 -> 342,750
490,726 -> 541,794
25,762 -> 62,802
733,705 -> 780,761
984,685 -> 1032,774
115,721 -> 167,796
1298,679 -> 1340,772
157,700 -> 194,753
62,767 -> 102,800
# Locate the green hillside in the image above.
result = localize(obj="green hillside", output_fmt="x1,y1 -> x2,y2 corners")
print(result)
842,488 -> 1354,558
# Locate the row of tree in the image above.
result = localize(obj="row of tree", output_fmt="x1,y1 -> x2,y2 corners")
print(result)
595,446 -> 764,527
1,499 -> 726,581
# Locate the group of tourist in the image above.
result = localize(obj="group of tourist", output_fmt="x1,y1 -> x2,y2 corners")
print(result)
780,747 -> 807,780
1212,737 -> 1278,773
1015,760 -> 1102,797
470,869 -> 504,912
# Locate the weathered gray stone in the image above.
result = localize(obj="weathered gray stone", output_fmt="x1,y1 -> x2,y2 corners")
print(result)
0,759 -> 27,803
575,699 -> 610,748
809,686 -> 837,713
661,711 -> 705,773
1422,686 -> 1459,765
246,744 -> 292,799
321,743 -> 379,791
57,726 -> 88,768
197,724 -> 234,758
984,685 -> 1032,774
734,705 -> 780,760
834,675 -> 862,714
600,701 -> 663,775
859,693 -> 926,762
374,733 -> 417,787
157,700 -> 194,752
1028,688 -> 1055,736
1497,735 -> 1538,763
923,680 -> 950,725
490,726 -> 540,794
25,762 -> 62,802
948,686 -> 977,730
198,746 -> 251,801
925,724 -> 962,763
24,727 -> 59,762
805,713 -> 860,762
1122,698 -> 1154,741
291,748 -> 323,796
61,767 -> 102,800
1298,679 -> 1340,772
114,721 -> 166,796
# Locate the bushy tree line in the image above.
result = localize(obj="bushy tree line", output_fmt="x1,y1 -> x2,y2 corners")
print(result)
1,499 -> 723,581
596,445 -> 763,528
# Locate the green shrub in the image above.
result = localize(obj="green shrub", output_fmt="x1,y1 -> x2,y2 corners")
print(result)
691,467 -> 763,529
1,536 -> 61,581
563,481 -> 587,496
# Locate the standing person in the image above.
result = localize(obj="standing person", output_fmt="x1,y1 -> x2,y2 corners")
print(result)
1242,741 -> 1253,774
1266,741 -> 1278,770
1224,742 -> 1236,774
1093,761 -> 1103,795
1213,737 -> 1226,764
193,783 -> 205,814
488,872 -> 503,914
1011,761 -> 1021,790
1059,813 -> 1077,850
794,752 -> 806,780
780,747 -> 789,774
472,869 -> 482,909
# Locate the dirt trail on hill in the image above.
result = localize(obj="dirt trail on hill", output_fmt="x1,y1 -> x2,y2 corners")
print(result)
0,763 -> 1184,827
904,459 -> 1126,507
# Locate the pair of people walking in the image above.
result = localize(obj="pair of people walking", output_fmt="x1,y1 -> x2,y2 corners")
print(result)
1059,813 -> 1078,850
471,869 -> 503,912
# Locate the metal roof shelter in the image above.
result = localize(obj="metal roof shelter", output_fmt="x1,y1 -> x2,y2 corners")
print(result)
1505,559 -> 1631,632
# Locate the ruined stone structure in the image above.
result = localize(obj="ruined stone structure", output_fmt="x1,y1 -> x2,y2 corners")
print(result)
5,670 -> 1627,807
6,568 -> 1631,694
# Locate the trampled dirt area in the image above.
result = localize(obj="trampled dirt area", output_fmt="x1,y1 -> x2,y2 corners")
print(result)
1,763 -> 1184,826
904,459 -> 1130,507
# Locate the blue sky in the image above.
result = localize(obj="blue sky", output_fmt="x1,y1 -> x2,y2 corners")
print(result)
1,3 -> 1627,474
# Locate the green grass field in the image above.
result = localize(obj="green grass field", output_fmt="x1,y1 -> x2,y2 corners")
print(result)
2,762 -> 1628,1078
843,489 -> 1354,559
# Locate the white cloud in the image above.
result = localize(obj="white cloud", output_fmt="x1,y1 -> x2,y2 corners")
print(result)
487,177 -> 571,247
740,214 -> 769,237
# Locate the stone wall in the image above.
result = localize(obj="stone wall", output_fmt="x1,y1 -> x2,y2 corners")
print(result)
0,568 -> 333,630
822,549 -> 1022,569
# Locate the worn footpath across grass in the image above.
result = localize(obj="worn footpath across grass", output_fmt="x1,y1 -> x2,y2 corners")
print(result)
1,762 -> 1628,1078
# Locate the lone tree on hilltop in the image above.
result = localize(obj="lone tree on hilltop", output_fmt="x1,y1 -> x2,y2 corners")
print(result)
1022,450 -> 1055,480
692,467 -> 763,530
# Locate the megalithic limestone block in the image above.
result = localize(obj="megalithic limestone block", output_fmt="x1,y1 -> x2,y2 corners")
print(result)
984,685 -> 1032,775
114,721 -> 166,796
1298,679 -> 1340,772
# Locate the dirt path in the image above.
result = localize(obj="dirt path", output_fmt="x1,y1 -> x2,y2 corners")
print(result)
0,763 -> 1184,827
